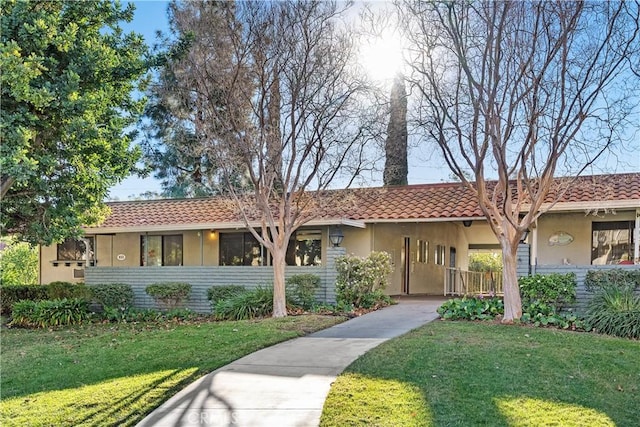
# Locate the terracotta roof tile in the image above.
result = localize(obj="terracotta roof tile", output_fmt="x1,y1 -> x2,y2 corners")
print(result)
94,173 -> 640,230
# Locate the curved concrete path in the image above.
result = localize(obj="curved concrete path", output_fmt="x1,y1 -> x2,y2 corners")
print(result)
137,297 -> 444,427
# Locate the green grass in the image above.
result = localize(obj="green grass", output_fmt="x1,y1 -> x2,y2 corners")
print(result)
0,315 -> 345,426
321,321 -> 640,427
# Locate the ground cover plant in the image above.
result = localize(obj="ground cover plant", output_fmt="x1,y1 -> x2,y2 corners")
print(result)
321,321 -> 640,427
0,315 -> 345,426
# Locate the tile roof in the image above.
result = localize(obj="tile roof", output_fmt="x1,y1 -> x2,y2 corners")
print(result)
92,173 -> 640,231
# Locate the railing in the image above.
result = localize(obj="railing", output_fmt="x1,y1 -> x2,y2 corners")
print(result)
444,268 -> 503,296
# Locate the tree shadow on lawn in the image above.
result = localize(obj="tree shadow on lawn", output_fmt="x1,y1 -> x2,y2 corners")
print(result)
327,322 -> 639,426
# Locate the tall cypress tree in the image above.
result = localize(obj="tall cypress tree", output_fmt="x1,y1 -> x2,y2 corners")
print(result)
383,75 -> 408,186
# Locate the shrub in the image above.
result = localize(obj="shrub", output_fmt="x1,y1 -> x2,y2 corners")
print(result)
437,296 -> 504,321
584,285 -> 640,339
207,285 -> 247,306
47,281 -> 91,300
0,285 -> 49,315
335,251 -> 393,308
518,273 -> 577,311
286,274 -> 321,310
584,269 -> 640,293
88,283 -> 134,310
10,298 -> 90,328
145,282 -> 191,310
213,286 -> 282,320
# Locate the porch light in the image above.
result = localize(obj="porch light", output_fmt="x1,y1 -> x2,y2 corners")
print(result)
329,227 -> 344,247
462,220 -> 472,227
520,229 -> 530,243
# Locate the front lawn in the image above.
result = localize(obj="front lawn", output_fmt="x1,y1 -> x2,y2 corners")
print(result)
321,321 -> 640,426
0,315 -> 344,426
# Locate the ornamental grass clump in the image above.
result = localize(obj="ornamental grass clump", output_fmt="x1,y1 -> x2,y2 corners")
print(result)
213,286 -> 282,320
584,269 -> 640,339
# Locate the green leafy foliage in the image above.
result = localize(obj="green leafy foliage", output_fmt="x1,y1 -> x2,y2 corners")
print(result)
0,239 -> 38,285
46,281 -> 91,300
145,282 -> 191,310
0,284 -> 48,315
10,298 -> 89,328
518,273 -> 580,329
468,252 -> 503,273
519,273 -> 577,310
207,285 -> 247,305
1,0 -> 150,243
584,284 -> 640,339
335,251 -> 393,308
213,286 -> 288,320
437,296 -> 504,320
88,283 -> 135,310
286,274 -> 321,310
584,269 -> 640,293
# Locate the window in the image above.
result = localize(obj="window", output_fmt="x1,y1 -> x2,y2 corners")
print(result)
416,240 -> 428,263
435,244 -> 446,265
286,230 -> 322,266
219,233 -> 267,266
592,221 -> 635,265
140,235 -> 183,266
57,237 -> 94,261
219,230 -> 322,267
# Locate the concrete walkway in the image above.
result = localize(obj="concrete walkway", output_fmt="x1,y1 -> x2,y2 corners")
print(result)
137,297 -> 444,427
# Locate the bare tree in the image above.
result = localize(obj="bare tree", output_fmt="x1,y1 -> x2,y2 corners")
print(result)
399,0 -> 640,321
160,0 -> 380,317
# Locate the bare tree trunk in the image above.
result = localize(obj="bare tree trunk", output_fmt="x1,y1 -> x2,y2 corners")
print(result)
271,249 -> 287,318
500,237 -> 522,322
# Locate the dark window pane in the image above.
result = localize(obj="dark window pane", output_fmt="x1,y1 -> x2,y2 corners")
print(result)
220,233 -> 244,266
163,235 -> 183,266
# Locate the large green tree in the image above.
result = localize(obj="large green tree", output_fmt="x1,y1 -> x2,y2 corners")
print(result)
1,0 -> 149,244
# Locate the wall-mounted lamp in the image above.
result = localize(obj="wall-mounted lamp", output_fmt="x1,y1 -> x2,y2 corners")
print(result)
462,220 -> 473,228
329,227 -> 344,247
520,229 -> 530,243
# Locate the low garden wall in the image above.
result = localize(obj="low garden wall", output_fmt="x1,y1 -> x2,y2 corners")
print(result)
85,247 -> 345,313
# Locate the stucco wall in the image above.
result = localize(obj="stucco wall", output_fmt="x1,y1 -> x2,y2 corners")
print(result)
535,210 -> 635,266
39,244 -> 85,284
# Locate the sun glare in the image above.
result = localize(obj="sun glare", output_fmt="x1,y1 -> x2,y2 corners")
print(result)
359,30 -> 404,85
